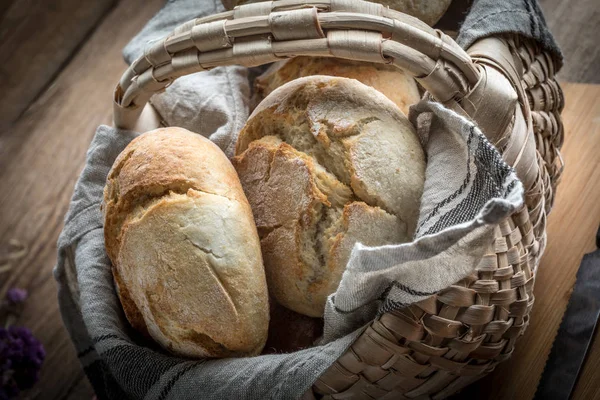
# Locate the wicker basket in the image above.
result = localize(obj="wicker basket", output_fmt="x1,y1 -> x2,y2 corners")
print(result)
112,1 -> 564,398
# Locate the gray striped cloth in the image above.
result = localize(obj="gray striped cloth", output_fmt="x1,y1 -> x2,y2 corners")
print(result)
54,0 -> 560,399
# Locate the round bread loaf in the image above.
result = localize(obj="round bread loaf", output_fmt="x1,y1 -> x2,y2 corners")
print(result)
233,76 -> 426,317
254,57 -> 421,116
103,127 -> 269,358
222,0 -> 451,26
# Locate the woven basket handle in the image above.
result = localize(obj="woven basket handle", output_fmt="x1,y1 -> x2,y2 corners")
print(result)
113,0 -> 482,130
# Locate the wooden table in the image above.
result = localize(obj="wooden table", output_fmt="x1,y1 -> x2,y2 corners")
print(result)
0,0 -> 164,398
0,1 -> 599,399
462,83 -> 600,400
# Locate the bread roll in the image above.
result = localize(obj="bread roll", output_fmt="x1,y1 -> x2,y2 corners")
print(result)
222,0 -> 450,26
254,57 -> 421,116
103,127 -> 269,358
233,76 -> 426,317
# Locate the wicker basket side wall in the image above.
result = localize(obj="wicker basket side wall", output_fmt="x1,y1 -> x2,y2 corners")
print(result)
512,36 -> 565,212
310,36 -> 564,400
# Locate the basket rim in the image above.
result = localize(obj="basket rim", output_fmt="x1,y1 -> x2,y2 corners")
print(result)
112,0 -> 479,131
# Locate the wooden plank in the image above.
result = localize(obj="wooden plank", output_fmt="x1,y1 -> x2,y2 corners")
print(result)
0,0 -> 117,131
567,85 -> 600,400
538,0 -> 600,83
573,318 -> 600,399
460,83 -> 600,399
0,0 -> 164,398
0,0 -> 17,19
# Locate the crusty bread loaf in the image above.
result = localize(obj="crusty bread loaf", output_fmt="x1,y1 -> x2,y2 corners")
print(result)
223,0 -> 450,26
103,127 -> 269,358
233,76 -> 426,317
254,57 -> 421,116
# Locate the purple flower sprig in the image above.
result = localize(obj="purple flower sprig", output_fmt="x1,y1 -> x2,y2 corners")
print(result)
2,289 -> 28,329
0,326 -> 46,400
0,289 -> 45,400
5,289 -> 27,306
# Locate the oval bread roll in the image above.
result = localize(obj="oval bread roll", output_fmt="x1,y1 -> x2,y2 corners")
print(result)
233,76 -> 426,317
254,57 -> 421,116
103,127 -> 269,358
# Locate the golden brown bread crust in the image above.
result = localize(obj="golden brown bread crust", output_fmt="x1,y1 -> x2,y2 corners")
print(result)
103,127 -> 246,263
254,57 -> 421,116
233,76 -> 426,317
103,127 -> 269,358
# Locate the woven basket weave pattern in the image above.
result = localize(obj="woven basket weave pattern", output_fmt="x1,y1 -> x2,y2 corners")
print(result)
111,1 -> 564,398
310,36 -> 563,400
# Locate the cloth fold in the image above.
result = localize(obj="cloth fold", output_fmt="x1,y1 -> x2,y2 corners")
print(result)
457,0 -> 563,68
54,0 -> 560,399
322,102 -> 522,342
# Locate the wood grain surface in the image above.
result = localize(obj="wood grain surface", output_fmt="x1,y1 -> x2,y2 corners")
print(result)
0,0 -> 164,398
462,83 -> 600,400
573,301 -> 600,400
0,0 -> 17,19
0,1 -> 598,399
561,85 -> 600,400
0,0 -> 117,130
539,0 -> 600,83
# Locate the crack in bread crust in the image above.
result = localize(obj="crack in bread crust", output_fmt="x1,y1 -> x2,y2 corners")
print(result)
195,242 -> 238,318
240,108 -> 401,218
105,180 -> 231,262
256,224 -> 283,239
105,147 -> 135,205
233,77 -> 424,316
234,115 -> 405,316
107,187 -> 242,346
